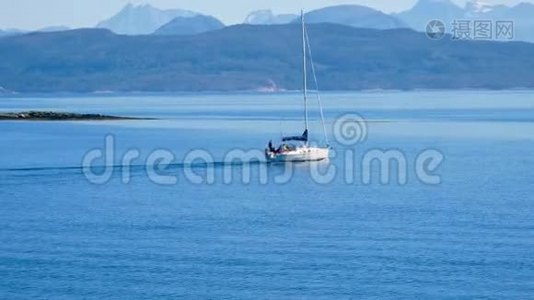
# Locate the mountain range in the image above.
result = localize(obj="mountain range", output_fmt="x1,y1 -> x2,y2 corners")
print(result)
0,24 -> 533,93
90,2 -> 534,42
96,4 -> 408,35
4,2 -> 534,41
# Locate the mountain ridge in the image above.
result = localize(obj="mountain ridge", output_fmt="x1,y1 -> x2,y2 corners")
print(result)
1,24 -> 533,93
301,5 -> 408,30
6,2 -> 534,41
244,10 -> 297,25
96,4 -> 198,35
153,15 -> 225,35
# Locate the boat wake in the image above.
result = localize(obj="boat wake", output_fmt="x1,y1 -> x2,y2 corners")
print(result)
0,160 -> 269,174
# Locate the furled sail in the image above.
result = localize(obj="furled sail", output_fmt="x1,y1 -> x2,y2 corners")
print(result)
282,129 -> 308,142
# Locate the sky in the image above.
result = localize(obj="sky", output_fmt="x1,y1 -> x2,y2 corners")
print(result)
0,0 -> 531,30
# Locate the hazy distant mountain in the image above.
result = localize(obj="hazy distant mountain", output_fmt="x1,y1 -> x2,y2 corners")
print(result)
0,30 -> 11,38
0,26 -> 68,38
244,10 -> 297,25
482,2 -> 534,42
464,0 -> 494,17
154,15 -> 225,35
1,25 -> 534,93
302,5 -> 407,30
489,2 -> 534,23
395,0 -> 464,32
96,4 -> 197,35
38,26 -> 70,32
397,0 -> 534,42
0,29 -> 25,38
500,2 -> 534,18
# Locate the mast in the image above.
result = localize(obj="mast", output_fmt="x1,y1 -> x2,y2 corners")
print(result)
301,10 -> 309,139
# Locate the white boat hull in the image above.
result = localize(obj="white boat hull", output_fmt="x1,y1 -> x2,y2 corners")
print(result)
265,146 -> 330,163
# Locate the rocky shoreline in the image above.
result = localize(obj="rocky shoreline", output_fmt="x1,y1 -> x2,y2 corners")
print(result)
0,111 -> 150,121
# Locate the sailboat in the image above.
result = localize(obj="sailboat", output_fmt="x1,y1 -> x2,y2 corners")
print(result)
265,10 -> 330,163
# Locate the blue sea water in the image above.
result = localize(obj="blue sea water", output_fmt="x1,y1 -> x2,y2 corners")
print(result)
0,91 -> 533,299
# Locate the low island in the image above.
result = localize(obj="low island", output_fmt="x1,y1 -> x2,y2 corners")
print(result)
0,111 -> 151,121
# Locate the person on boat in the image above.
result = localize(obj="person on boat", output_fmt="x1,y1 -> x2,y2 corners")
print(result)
268,140 -> 275,153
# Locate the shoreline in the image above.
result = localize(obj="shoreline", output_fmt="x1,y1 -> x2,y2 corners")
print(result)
1,89 -> 534,99
0,111 -> 154,121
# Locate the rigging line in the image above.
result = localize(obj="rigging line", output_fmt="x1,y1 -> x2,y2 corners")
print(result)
279,118 -> 284,141
304,24 -> 330,146
301,10 -> 309,139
